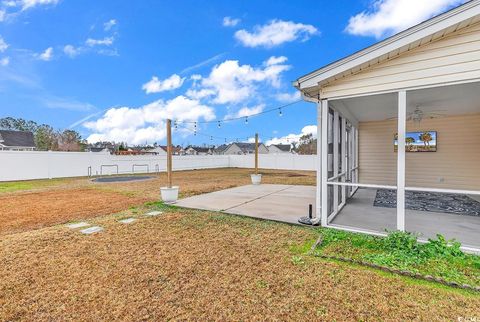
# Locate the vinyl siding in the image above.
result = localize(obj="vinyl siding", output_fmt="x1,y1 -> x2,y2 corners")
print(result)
321,22 -> 480,99
359,113 -> 480,190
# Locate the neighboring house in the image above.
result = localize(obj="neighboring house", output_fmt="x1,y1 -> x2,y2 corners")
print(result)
185,146 -> 213,155
294,0 -> 480,251
268,144 -> 293,154
214,144 -> 229,155
220,142 -> 269,155
86,143 -> 116,154
146,146 -> 167,155
0,130 -> 35,151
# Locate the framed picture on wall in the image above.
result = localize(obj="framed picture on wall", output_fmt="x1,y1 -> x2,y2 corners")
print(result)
394,131 -> 437,152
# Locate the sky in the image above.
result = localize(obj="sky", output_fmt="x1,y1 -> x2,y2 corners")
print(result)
0,0 -> 465,146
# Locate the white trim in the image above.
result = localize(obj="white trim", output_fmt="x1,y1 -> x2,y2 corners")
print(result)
397,91 -> 407,231
333,110 -> 339,214
315,102 -> 322,221
341,117 -> 347,206
295,0 -> 480,89
321,99 -> 329,227
406,186 -> 480,196
327,181 -> 397,190
325,77 -> 480,102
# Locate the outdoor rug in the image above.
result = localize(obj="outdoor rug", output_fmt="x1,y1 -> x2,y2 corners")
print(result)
373,189 -> 480,217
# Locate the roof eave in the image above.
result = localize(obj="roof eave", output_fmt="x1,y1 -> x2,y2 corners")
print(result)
296,0 -> 480,91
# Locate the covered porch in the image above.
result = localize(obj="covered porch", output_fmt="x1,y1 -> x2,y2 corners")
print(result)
317,81 -> 480,251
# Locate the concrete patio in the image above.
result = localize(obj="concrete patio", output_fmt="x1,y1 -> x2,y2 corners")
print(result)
176,184 -> 316,224
176,184 -> 480,250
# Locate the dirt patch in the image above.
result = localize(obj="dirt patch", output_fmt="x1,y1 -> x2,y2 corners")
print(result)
0,209 -> 478,321
0,188 -> 147,235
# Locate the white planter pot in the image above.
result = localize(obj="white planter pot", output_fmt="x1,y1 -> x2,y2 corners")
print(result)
251,174 -> 262,185
160,186 -> 179,203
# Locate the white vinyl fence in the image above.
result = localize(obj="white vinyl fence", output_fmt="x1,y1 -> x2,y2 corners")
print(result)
0,151 -> 316,181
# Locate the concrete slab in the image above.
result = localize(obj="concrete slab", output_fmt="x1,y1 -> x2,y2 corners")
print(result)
145,211 -> 163,216
119,218 -> 136,224
66,222 -> 90,229
80,226 -> 104,234
332,188 -> 480,249
176,184 -> 315,224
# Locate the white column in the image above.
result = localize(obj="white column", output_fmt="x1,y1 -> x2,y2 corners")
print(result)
341,117 -> 346,205
333,111 -> 339,213
397,91 -> 407,231
355,126 -> 359,188
321,99 -> 329,227
315,102 -> 322,220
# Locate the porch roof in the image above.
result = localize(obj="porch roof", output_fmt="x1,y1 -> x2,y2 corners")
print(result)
294,0 -> 480,96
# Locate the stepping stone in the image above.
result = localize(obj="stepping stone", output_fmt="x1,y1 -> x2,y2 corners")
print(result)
145,211 -> 163,216
80,226 -> 104,235
119,218 -> 136,224
67,222 -> 90,229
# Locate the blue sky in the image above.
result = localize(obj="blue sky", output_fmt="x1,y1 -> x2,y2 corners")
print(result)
0,0 -> 464,146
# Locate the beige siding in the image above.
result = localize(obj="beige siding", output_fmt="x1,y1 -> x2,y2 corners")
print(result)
322,23 -> 480,99
359,113 -> 480,190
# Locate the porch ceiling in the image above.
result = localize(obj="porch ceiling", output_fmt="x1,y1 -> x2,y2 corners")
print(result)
331,81 -> 480,122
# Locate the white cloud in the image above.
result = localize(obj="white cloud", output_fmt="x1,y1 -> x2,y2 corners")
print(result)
63,44 -> 80,58
86,36 -> 114,46
0,56 -> 9,66
142,74 -> 185,94
103,19 -> 117,31
227,104 -> 265,119
37,47 -> 53,61
276,91 -> 301,103
187,56 -> 290,104
0,36 -> 8,52
265,56 -> 287,66
346,0 -> 465,38
234,19 -> 318,48
20,0 -> 59,10
266,125 -> 317,145
223,16 -> 240,27
39,94 -> 94,111
84,95 -> 215,144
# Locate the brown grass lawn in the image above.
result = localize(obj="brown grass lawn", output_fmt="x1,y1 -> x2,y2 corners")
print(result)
0,168 -> 315,235
0,169 -> 479,321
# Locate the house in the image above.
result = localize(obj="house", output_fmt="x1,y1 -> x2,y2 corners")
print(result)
294,0 -> 480,252
268,144 -> 293,154
185,146 -> 213,155
217,142 -> 269,155
0,130 -> 35,151
86,142 -> 116,154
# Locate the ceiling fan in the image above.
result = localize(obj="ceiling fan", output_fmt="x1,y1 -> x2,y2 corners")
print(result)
387,105 -> 447,124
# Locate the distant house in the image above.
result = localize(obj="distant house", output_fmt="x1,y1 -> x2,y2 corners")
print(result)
218,142 -> 269,155
0,130 -> 36,151
268,144 -> 293,154
146,146 -> 184,155
185,146 -> 213,155
214,144 -> 229,155
86,142 -> 116,154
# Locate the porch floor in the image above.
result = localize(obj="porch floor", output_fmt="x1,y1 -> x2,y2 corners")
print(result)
176,184 -> 316,224
331,188 -> 480,249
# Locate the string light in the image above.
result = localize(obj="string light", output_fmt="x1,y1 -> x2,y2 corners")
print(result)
218,121 -> 221,128
245,116 -> 248,124
279,108 -> 283,117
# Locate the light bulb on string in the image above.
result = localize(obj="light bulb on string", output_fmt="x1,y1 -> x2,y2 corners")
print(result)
279,108 -> 283,117
174,120 -> 178,131
245,116 -> 248,124
218,121 -> 221,128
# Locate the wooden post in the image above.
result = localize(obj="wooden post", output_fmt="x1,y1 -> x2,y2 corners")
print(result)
167,119 -> 173,188
255,133 -> 259,175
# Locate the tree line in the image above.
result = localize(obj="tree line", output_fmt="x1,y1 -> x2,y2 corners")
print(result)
0,117 -> 86,151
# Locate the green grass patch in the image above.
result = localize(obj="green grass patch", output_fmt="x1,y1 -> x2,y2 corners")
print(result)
0,179 -> 67,193
307,228 -> 480,287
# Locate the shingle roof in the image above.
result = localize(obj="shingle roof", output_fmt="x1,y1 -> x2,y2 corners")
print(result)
235,142 -> 264,153
189,146 -> 211,153
0,130 -> 35,148
272,144 -> 291,152
214,144 -> 228,153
